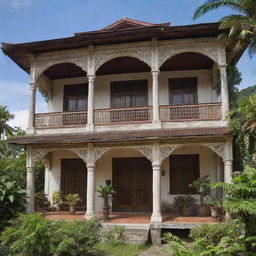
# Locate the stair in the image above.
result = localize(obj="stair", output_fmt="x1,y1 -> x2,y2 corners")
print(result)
100,223 -> 150,245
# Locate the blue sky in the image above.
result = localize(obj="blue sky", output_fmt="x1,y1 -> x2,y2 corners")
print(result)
0,0 -> 255,128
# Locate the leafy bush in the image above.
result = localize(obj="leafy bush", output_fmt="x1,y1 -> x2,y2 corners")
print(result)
0,213 -> 53,256
52,190 -> 63,205
0,175 -> 26,229
0,213 -> 100,256
52,219 -> 99,256
34,192 -> 51,212
173,195 -> 197,208
164,219 -> 256,256
64,193 -> 81,206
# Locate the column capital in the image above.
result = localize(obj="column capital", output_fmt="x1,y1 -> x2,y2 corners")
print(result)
29,82 -> 38,90
224,159 -> 233,164
26,166 -> 35,172
87,74 -> 96,83
152,163 -> 161,169
87,164 -> 96,169
151,70 -> 160,77
218,64 -> 228,69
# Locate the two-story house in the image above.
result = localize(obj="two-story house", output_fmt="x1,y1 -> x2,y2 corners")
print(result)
3,18 -> 233,224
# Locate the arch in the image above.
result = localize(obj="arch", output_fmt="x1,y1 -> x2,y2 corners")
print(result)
34,56 -> 88,82
29,148 -> 88,167
96,56 -> 151,76
159,143 -> 224,164
94,48 -> 152,72
160,52 -> 214,72
158,47 -> 219,70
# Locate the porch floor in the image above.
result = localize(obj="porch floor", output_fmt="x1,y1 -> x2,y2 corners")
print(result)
43,211 -> 217,224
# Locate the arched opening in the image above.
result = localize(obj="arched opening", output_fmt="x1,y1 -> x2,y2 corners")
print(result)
160,144 -> 223,206
34,63 -> 88,128
160,52 -> 214,71
96,147 -> 152,213
95,57 -> 152,124
96,57 -> 150,75
36,149 -> 87,211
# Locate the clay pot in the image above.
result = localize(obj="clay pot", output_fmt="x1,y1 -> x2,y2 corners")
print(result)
198,206 -> 210,217
102,207 -> 111,220
69,205 -> 76,214
210,206 -> 219,218
183,207 -> 194,216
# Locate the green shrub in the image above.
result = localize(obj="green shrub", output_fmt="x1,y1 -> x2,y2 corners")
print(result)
0,213 -> 53,256
52,219 -> 99,256
0,175 -> 26,229
34,192 -> 51,212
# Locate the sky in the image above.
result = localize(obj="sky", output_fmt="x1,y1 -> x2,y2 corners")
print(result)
0,0 -> 255,129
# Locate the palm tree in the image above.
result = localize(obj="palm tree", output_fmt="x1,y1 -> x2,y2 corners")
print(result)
193,0 -> 256,64
0,106 -> 15,139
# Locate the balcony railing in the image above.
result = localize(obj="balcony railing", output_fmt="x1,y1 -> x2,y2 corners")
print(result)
94,106 -> 153,125
34,103 -> 221,128
35,111 -> 87,128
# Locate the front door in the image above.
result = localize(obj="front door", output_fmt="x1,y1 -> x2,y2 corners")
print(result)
61,159 -> 87,208
112,157 -> 152,212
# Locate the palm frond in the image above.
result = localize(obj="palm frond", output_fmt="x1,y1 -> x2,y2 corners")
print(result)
193,0 -> 246,20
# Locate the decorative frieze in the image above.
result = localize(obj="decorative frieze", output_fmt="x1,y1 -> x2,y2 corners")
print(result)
204,143 -> 224,159
30,149 -> 50,167
159,145 -> 177,163
94,147 -> 110,162
135,145 -> 153,162
94,47 -> 153,71
71,149 -> 88,163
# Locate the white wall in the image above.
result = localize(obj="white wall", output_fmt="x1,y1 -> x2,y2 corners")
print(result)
48,69 -> 214,112
47,145 -> 221,211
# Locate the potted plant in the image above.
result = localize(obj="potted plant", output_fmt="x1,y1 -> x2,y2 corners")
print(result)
34,192 -> 51,212
64,193 -> 81,214
173,195 -> 197,216
205,199 -> 222,218
52,190 -> 63,211
97,185 -> 115,220
189,175 -> 211,216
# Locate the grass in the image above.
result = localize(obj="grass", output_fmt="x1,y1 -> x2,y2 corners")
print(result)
94,241 -> 150,256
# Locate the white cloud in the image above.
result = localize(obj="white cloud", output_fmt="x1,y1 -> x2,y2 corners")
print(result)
8,109 -> 28,130
1,0 -> 33,7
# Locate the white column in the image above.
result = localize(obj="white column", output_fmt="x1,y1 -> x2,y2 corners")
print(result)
224,139 -> 233,183
87,75 -> 95,131
152,71 -> 161,128
85,165 -> 96,219
151,164 -> 162,223
26,166 -> 35,213
27,82 -> 37,133
219,64 -> 229,119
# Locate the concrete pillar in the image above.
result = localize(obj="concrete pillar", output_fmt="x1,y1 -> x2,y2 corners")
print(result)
224,139 -> 233,183
87,75 -> 95,131
152,71 -> 161,128
85,165 -> 96,219
219,64 -> 229,119
26,166 -> 35,213
27,82 -> 37,132
151,164 -> 162,223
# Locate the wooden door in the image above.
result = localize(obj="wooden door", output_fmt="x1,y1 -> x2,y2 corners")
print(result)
112,157 -> 152,212
61,159 -> 87,208
169,155 -> 199,194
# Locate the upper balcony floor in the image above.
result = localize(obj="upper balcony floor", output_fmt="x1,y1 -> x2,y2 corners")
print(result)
21,37 -> 229,136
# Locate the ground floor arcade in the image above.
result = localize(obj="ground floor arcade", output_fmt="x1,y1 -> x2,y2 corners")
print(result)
25,135 -> 233,223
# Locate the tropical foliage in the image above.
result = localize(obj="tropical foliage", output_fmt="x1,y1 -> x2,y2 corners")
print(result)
0,106 -> 14,139
193,0 -> 256,64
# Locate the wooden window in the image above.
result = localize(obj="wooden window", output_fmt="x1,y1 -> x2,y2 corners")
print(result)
169,77 -> 198,105
169,155 -> 199,194
111,80 -> 148,108
63,84 -> 88,112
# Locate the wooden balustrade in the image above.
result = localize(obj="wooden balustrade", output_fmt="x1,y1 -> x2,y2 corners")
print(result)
35,111 -> 87,128
160,103 -> 221,121
94,106 -> 153,125
34,103 -> 221,128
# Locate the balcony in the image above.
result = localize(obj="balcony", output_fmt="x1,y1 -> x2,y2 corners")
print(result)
34,103 -> 221,129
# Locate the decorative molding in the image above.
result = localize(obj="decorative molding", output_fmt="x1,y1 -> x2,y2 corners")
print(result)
158,44 -> 219,68
31,149 -> 50,167
94,47 -> 152,71
159,145 -> 177,163
71,149 -> 88,163
94,147 -> 109,162
135,146 -> 153,162
204,143 -> 224,159
34,55 -> 88,81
